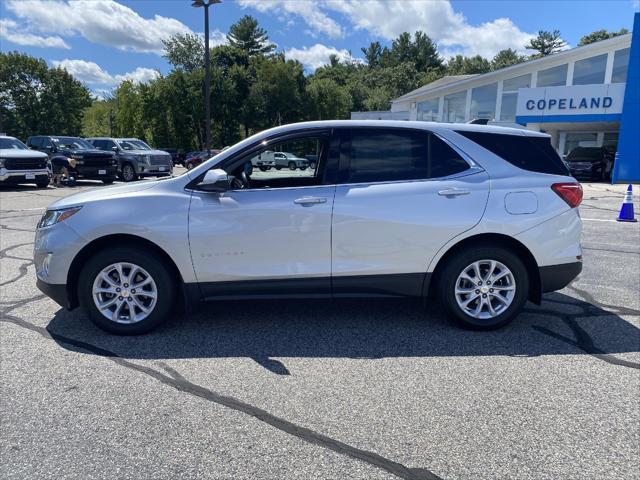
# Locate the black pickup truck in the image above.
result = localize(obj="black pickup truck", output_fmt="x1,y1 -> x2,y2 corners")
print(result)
27,135 -> 118,184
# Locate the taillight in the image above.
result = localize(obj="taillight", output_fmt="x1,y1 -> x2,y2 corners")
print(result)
551,182 -> 583,208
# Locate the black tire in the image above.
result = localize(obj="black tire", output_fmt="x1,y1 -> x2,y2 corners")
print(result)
102,178 -> 115,184
121,163 -> 138,182
288,161 -> 296,170
36,179 -> 49,188
309,161 -> 317,169
259,166 -> 268,172
299,166 -> 307,171
186,162 -> 194,170
78,246 -> 176,335
437,245 -> 529,330
275,165 -> 282,170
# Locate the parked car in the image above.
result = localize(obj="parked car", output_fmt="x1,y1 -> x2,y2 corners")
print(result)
250,150 -> 276,171
27,135 -> 117,184
35,120 -> 582,335
87,137 -> 173,182
305,154 -> 318,169
160,148 -> 185,166
564,146 -> 615,181
0,135 -> 50,187
185,150 -> 219,170
273,151 -> 308,170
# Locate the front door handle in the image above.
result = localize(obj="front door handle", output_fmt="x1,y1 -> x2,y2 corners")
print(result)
294,196 -> 327,205
438,188 -> 471,197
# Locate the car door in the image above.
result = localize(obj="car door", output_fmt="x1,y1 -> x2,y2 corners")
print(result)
188,130 -> 337,298
331,127 -> 490,297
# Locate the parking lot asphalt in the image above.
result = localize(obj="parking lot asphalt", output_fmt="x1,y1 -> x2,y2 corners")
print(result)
1,174 -> 639,480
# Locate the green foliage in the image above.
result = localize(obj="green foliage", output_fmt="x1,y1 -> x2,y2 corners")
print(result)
446,55 -> 492,75
228,15 -> 276,56
0,51 -> 91,139
526,30 -> 567,56
491,49 -> 527,70
162,33 -> 204,71
578,28 -> 629,46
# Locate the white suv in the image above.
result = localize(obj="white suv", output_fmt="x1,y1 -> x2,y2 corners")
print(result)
35,121 -> 583,334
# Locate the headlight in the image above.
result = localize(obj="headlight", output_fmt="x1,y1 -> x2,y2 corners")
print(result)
143,155 -> 151,164
37,206 -> 82,229
0,158 -> 5,168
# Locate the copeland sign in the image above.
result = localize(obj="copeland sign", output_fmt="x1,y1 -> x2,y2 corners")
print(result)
515,83 -> 625,123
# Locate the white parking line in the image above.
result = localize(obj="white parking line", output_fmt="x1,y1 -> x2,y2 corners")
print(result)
582,217 -> 636,223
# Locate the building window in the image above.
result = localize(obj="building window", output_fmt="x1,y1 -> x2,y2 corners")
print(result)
416,98 -> 439,121
537,64 -> 568,87
612,48 -> 630,83
443,91 -> 467,122
603,132 -> 619,151
500,74 -> 531,121
470,83 -> 498,120
573,53 -> 607,85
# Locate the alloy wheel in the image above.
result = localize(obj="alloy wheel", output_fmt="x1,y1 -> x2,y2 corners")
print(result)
122,164 -> 135,181
454,259 -> 516,319
92,262 -> 158,324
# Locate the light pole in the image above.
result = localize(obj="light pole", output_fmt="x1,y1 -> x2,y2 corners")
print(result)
192,0 -> 221,155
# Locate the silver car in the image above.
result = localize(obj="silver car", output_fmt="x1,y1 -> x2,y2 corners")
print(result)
35,121 -> 583,334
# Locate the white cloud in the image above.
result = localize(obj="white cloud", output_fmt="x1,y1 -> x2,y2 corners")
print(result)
6,0 -> 194,55
285,44 -> 354,70
240,0 -> 535,58
52,59 -> 159,86
0,18 -> 70,49
238,0 -> 344,38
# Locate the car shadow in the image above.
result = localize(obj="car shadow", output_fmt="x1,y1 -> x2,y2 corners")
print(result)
46,292 -> 640,374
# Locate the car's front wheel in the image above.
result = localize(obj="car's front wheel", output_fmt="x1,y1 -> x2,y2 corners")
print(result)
438,246 -> 529,330
121,163 -> 137,182
78,247 -> 176,334
288,161 -> 296,170
36,179 -> 49,188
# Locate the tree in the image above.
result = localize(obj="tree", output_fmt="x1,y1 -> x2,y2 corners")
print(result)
0,51 -> 91,138
228,15 -> 275,56
305,78 -> 351,120
446,55 -> 491,75
361,41 -> 382,67
526,30 -> 567,56
162,33 -> 204,72
491,49 -> 526,70
578,28 -> 629,46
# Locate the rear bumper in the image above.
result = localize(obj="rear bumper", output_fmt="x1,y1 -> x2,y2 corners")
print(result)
36,278 -> 70,309
539,261 -> 582,293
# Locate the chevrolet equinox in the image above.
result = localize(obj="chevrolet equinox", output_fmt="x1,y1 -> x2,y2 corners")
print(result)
35,121 -> 583,334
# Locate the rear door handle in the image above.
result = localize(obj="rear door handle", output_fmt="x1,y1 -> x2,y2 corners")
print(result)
294,196 -> 327,205
438,188 -> 471,197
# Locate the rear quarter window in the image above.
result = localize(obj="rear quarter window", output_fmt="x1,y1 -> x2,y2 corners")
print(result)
456,130 -> 569,176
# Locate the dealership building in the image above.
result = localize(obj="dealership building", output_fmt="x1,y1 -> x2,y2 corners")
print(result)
352,13 -> 640,182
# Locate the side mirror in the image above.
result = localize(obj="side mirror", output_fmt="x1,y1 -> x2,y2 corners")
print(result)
198,168 -> 230,192
112,146 -> 120,152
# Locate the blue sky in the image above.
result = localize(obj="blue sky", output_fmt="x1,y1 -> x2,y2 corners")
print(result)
0,0 -> 637,96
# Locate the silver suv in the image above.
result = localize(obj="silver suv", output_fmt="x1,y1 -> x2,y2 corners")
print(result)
0,135 -> 49,187
87,137 -> 172,181
36,121 -> 583,334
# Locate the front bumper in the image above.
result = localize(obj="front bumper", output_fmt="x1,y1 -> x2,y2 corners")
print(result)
539,261 -> 583,292
75,165 -> 118,179
36,278 -> 70,309
138,165 -> 173,175
0,168 -> 49,182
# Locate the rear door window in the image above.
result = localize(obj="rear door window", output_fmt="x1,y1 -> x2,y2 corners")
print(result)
345,128 -> 469,183
456,130 -> 568,175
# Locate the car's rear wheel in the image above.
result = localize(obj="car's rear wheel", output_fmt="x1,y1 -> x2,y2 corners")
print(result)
78,247 -> 176,334
275,165 -> 282,170
438,246 -> 529,330
121,163 -> 137,182
259,166 -> 268,172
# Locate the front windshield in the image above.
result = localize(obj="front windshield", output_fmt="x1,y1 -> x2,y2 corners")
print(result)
118,139 -> 151,150
566,147 -> 600,161
52,137 -> 92,150
0,138 -> 28,150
